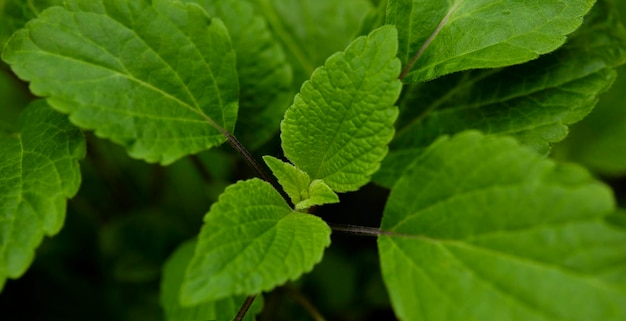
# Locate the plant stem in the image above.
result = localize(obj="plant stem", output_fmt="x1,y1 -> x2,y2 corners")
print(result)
234,295 -> 257,321
328,223 -> 394,237
223,133 -> 293,205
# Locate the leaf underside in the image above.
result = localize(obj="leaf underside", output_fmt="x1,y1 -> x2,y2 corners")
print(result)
2,0 -> 239,164
181,178 -> 331,304
0,100 -> 85,291
379,131 -> 626,321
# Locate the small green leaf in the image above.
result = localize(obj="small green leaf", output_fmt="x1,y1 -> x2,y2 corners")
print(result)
181,178 -> 330,304
295,179 -> 339,210
281,25 -> 402,192
2,0 -> 238,164
161,239 -> 262,321
379,131 -> 626,321
263,155 -> 311,205
0,100 -> 85,291
263,156 -> 339,210
253,0 -> 372,85
389,0 -> 595,82
186,0 -> 293,149
374,0 -> 626,188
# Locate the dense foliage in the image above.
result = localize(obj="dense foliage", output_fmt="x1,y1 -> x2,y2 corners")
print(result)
1,0 -> 626,320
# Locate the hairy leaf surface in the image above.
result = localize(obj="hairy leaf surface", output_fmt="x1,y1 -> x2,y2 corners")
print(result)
161,240 -> 262,321
253,0 -> 371,85
2,0 -> 238,164
181,179 -> 330,304
388,0 -> 595,82
0,100 -> 85,291
281,25 -> 402,192
185,0 -> 292,149
379,131 -> 626,321
374,0 -> 626,188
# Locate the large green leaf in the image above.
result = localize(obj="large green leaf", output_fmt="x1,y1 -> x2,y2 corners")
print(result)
378,131 -> 626,321
374,0 -> 626,188
185,0 -> 292,149
2,0 -> 238,164
181,178 -> 330,304
388,0 -> 595,82
252,0 -> 371,85
0,100 -> 85,291
281,25 -> 402,192
161,239 -> 262,321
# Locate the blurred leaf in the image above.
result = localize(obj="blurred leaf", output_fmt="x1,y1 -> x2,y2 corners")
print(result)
0,100 -> 85,291
252,0 -> 371,85
161,240 -> 262,321
379,131 -> 626,321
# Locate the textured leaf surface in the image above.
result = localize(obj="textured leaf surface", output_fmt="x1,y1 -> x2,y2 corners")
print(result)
181,179 -> 330,304
281,26 -> 402,192
388,0 -> 595,82
0,100 -> 85,291
296,179 -> 339,211
263,156 -> 338,210
161,240 -> 262,321
253,0 -> 371,85
378,131 -> 626,321
2,0 -> 238,164
186,0 -> 292,149
374,0 -> 626,188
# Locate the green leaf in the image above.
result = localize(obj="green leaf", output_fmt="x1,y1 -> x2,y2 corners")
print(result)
0,0 -> 64,47
0,100 -> 85,291
378,131 -> 626,321
373,0 -> 626,188
252,0 -> 371,85
161,239 -> 262,321
281,25 -> 402,192
388,0 -> 595,82
185,0 -> 293,149
296,179 -> 339,211
263,156 -> 339,210
553,0 -> 626,176
181,178 -> 330,304
263,155 -> 311,205
2,0 -> 238,164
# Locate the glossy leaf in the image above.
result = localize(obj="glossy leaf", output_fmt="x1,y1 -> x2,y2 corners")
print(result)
379,131 -> 626,321
186,0 -> 293,149
388,0 -> 595,82
281,25 -> 402,192
374,0 -> 626,188
2,0 -> 238,164
0,100 -> 85,291
181,179 -> 330,304
161,239 -> 262,321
